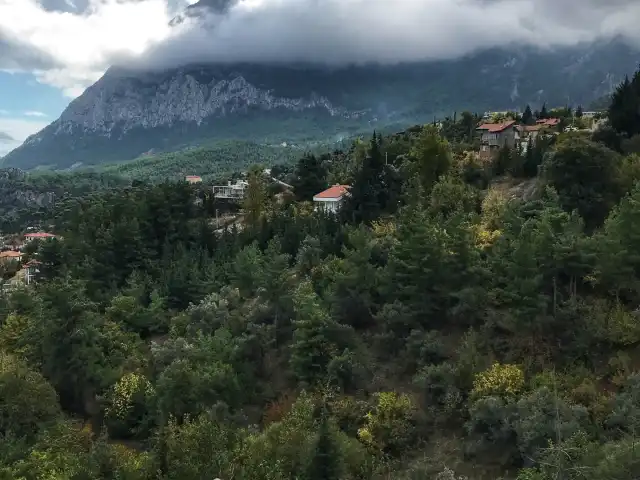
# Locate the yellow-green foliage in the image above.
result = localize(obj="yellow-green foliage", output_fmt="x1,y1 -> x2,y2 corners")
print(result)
474,225 -> 502,250
0,314 -> 36,359
371,219 -> 397,238
585,299 -> 640,346
357,392 -> 416,454
481,186 -> 509,230
472,363 -> 524,399
105,372 -> 155,421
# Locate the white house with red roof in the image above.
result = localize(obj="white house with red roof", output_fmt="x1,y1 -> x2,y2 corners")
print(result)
313,185 -> 350,214
0,250 -> 22,263
24,232 -> 57,243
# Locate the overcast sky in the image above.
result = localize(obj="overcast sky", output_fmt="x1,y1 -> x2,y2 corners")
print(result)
0,0 -> 639,153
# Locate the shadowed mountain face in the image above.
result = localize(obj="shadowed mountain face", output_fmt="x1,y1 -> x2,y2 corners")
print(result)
2,41 -> 637,170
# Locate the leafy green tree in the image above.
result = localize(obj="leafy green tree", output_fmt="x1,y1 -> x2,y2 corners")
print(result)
154,331 -> 243,424
0,351 -> 61,440
541,136 -> 623,228
104,372 -> 156,439
160,413 -> 243,480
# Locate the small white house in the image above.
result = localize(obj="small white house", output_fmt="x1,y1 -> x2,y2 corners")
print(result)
313,185 -> 349,214
213,180 -> 248,199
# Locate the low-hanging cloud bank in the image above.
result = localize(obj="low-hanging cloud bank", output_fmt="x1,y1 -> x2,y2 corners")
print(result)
1,0 -> 639,98
132,0 -> 640,70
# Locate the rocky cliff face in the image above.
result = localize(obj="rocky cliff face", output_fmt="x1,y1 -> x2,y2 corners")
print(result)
3,41 -> 638,170
43,69 -> 357,138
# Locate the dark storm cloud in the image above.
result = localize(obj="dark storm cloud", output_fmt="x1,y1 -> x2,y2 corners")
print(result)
130,0 -> 640,70
0,32 -> 58,71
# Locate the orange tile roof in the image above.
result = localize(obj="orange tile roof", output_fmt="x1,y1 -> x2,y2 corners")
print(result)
314,185 -> 349,199
476,120 -> 516,133
25,232 -> 56,238
536,118 -> 561,126
0,251 -> 21,258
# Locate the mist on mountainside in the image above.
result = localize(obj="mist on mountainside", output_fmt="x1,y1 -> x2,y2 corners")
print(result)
128,0 -> 640,71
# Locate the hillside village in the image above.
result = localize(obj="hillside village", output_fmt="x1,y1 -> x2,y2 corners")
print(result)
0,103 -> 608,296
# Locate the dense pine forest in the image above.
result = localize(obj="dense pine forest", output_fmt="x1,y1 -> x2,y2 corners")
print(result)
1,70 -> 640,479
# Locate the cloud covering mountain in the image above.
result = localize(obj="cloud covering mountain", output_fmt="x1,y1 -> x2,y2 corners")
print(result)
0,0 -> 639,97
138,0 -> 640,69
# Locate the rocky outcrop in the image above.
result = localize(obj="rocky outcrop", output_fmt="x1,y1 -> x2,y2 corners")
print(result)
36,71 -> 355,139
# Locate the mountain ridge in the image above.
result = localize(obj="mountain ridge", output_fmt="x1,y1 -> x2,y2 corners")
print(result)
3,41 -> 638,170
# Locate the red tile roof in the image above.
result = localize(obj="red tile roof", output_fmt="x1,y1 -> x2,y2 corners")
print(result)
536,118 -> 561,126
0,251 -> 22,258
476,120 -> 516,133
185,175 -> 202,180
25,232 -> 56,239
314,185 -> 350,200
24,260 -> 42,267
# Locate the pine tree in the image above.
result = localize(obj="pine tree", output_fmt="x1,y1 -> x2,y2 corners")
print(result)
409,125 -> 452,193
306,413 -> 343,480
522,105 -> 534,125
292,154 -> 328,202
290,282 -> 353,385
243,165 -> 268,232
609,70 -> 640,138
342,133 -> 388,224
539,103 -> 549,120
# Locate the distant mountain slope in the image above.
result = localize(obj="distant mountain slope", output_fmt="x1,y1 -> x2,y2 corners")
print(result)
99,140 -> 313,182
3,41 -> 637,170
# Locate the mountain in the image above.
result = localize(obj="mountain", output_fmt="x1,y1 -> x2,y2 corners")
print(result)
3,41 -> 638,170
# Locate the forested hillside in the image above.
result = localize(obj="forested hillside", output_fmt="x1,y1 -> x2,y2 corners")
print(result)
100,140 -> 321,183
1,70 -> 640,479
0,169 -> 129,232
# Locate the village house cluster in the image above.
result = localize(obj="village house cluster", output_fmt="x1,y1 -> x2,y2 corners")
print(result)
476,116 -> 594,161
0,230 -> 58,291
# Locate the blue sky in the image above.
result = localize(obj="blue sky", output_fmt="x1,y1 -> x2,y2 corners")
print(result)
0,72 -> 62,155
0,0 -> 195,156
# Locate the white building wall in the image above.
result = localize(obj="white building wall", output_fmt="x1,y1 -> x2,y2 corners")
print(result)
313,197 -> 343,213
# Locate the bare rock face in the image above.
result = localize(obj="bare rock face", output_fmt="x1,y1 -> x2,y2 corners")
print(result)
44,70 -> 351,138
